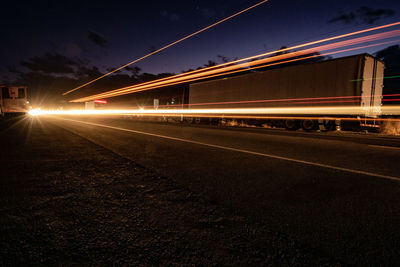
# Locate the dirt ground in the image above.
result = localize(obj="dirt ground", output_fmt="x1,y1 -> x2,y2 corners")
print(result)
0,117 -> 338,266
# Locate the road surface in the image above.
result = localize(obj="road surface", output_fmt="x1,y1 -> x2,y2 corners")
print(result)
44,115 -> 400,265
3,115 -> 400,265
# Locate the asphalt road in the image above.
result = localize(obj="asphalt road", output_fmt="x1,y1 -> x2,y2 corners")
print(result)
1,116 -> 337,266
16,115 -> 400,264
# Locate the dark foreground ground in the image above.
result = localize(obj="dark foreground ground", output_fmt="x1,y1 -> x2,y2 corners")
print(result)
0,117 -> 339,266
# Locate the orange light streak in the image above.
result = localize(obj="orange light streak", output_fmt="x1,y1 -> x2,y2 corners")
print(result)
72,36 -> 400,102
150,39 -> 400,100
141,92 -> 400,109
67,21 -> 400,99
63,0 -> 270,95
291,100 -> 360,104
72,30 -> 400,102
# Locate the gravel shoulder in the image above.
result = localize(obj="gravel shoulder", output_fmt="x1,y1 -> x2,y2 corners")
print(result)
0,117 -> 338,266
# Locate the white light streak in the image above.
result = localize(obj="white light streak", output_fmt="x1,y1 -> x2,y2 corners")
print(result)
28,106 -> 400,117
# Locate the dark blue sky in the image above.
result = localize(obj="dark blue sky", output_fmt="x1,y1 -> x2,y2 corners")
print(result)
1,0 -> 399,78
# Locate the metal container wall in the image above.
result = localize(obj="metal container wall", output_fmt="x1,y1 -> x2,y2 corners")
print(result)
188,54 -> 382,110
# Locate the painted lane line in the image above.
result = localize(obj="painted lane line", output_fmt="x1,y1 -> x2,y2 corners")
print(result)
53,117 -> 400,182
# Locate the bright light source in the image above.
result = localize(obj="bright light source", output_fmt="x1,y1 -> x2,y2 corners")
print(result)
29,108 -> 42,116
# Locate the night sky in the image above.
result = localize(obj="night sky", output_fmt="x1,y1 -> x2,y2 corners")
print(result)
1,0 -> 399,105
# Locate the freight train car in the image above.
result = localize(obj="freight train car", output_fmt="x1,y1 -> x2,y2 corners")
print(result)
186,54 -> 384,131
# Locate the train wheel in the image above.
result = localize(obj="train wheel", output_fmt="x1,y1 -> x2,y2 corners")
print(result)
194,117 -> 202,124
301,119 -> 317,132
284,119 -> 300,131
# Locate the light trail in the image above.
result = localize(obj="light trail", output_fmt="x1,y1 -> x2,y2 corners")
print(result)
62,0 -> 270,95
73,32 -> 400,101
384,94 -> 400,97
148,39 -> 400,102
163,39 -> 400,96
383,99 -> 400,102
76,39 -> 399,102
139,93 -> 400,109
70,31 -> 400,102
46,117 -> 400,182
69,22 -> 400,101
66,21 -> 400,96
290,100 -> 360,105
28,105 -> 400,117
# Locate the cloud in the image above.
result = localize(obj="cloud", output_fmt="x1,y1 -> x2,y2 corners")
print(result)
88,30 -> 107,47
161,10 -> 180,22
75,66 -> 102,78
20,53 -> 78,74
328,6 -> 395,25
358,6 -> 395,24
328,12 -> 356,24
